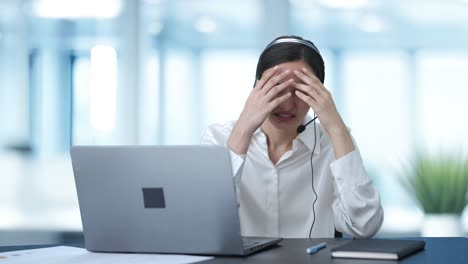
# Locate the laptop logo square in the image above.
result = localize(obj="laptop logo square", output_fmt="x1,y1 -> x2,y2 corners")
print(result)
142,188 -> 166,208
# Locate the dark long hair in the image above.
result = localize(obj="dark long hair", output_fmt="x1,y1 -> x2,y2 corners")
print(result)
255,35 -> 325,85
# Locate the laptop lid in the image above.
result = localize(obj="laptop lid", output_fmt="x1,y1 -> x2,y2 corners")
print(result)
71,145 -> 247,255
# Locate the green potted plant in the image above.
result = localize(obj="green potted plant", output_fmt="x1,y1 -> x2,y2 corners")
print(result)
399,152 -> 468,236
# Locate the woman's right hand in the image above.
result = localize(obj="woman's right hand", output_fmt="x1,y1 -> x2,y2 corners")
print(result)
228,66 -> 294,154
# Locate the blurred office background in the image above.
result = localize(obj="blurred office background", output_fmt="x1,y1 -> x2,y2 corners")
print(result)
1,0 -> 468,245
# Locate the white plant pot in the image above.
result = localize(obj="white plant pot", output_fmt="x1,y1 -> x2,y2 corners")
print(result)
422,213 -> 464,237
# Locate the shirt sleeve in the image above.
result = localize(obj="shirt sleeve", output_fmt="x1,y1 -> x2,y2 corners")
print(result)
200,123 -> 246,185
330,148 -> 384,238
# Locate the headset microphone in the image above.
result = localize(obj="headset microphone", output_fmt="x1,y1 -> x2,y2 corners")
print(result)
297,115 -> 318,134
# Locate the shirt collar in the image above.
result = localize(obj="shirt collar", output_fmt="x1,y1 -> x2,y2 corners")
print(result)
252,114 -> 321,154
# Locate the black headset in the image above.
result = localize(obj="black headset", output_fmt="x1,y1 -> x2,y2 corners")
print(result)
257,37 -> 324,238
256,37 -> 325,83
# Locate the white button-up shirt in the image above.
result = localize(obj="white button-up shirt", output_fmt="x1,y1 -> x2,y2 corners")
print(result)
201,116 -> 384,239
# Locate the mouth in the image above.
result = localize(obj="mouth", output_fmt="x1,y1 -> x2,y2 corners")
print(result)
273,112 -> 296,122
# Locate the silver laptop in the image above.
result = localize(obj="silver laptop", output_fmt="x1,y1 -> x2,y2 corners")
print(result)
70,145 -> 282,256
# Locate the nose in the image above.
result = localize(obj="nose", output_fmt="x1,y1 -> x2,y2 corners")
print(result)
279,90 -> 295,111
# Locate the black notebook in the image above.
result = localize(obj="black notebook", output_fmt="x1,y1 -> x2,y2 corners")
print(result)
331,239 -> 426,260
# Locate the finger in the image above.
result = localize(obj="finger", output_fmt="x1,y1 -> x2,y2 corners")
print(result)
300,67 -> 322,85
295,69 -> 329,99
255,66 -> 279,90
265,78 -> 294,101
301,67 -> 331,97
293,83 -> 321,101
267,92 -> 292,112
294,68 -> 329,97
293,69 -> 319,88
295,90 -> 318,110
261,69 -> 291,94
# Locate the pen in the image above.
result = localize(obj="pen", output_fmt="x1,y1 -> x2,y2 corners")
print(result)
306,242 -> 327,255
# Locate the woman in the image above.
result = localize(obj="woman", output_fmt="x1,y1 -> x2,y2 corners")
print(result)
202,36 -> 383,238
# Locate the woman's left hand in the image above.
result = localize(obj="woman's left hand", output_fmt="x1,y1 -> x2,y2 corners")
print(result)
293,67 -> 346,137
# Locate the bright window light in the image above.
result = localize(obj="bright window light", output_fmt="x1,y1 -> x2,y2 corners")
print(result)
148,21 -> 164,35
360,14 -> 385,33
32,0 -> 122,19
318,0 -> 368,9
194,16 -> 217,33
90,45 -> 117,133
416,52 -> 468,151
201,51 -> 257,129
